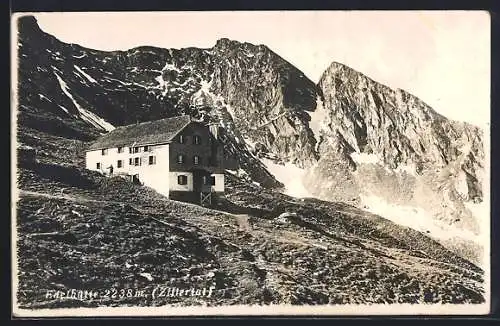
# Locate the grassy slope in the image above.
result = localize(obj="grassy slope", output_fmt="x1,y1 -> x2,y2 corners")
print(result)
14,127 -> 485,308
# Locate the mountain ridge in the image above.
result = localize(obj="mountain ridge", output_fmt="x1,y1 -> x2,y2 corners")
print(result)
23,15 -> 482,129
15,15 -> 486,264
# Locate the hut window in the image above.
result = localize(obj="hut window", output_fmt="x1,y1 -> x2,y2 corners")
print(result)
203,176 -> 216,185
178,175 -> 188,185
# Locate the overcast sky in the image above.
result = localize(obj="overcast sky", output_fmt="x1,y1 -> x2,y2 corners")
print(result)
32,11 -> 490,127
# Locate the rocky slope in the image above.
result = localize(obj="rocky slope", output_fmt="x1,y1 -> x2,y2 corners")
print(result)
15,16 -> 486,262
312,62 -> 484,204
15,128 -> 485,308
302,63 -> 485,260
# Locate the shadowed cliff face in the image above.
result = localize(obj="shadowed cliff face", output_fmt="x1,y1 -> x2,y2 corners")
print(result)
208,38 -> 319,168
16,16 -> 486,258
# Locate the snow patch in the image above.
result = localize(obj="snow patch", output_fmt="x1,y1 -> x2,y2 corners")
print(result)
103,76 -> 126,85
74,65 -> 97,84
191,81 -> 212,106
38,94 -> 51,102
57,104 -> 70,115
199,78 -> 212,93
360,193 -> 482,244
72,53 -> 86,59
54,72 -> 115,132
161,61 -> 181,73
394,163 -> 417,177
464,201 -> 489,237
464,201 -> 488,221
243,137 -> 257,152
155,75 -> 165,87
51,65 -> 62,73
350,152 -> 380,165
308,96 -> 328,144
155,75 -> 168,95
103,76 -> 149,89
224,102 -> 236,119
226,168 -> 250,180
191,74 -> 230,111
172,79 -> 191,87
261,158 -> 312,198
455,170 -> 469,199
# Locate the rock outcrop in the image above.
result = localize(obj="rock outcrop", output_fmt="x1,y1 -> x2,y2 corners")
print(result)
305,62 -> 485,237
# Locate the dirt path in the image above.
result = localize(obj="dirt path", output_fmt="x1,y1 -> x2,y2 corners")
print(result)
17,189 -> 322,252
18,189 -> 255,226
18,189 -> 244,217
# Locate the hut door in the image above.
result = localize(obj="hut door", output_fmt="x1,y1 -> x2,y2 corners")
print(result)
192,170 -> 203,192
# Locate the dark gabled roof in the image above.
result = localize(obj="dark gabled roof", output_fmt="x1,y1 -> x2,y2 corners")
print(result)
87,115 -> 192,151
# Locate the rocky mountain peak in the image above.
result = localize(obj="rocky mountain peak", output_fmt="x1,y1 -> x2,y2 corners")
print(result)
214,37 -> 236,48
17,15 -> 48,47
214,37 -> 266,52
17,15 -> 40,32
212,38 -> 270,63
308,56 -> 485,240
323,60 -> 355,72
